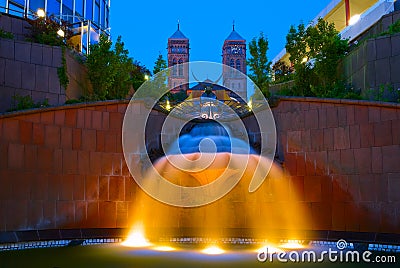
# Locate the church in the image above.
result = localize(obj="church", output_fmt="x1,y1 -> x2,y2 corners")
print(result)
166,23 -> 248,100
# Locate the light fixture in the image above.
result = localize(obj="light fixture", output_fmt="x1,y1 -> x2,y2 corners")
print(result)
36,8 -> 45,18
165,99 -> 171,111
349,14 -> 360,26
57,29 -> 65,37
144,74 -> 149,81
201,245 -> 225,255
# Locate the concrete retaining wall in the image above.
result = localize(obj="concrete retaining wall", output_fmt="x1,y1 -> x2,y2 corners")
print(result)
0,14 -> 90,113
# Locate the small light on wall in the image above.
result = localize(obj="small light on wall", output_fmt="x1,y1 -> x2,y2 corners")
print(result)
349,14 -> 360,26
36,8 -> 45,18
57,29 -> 65,37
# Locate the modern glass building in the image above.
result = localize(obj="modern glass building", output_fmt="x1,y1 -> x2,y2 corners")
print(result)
0,0 -> 110,54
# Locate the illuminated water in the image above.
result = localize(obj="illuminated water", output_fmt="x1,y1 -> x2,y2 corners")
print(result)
124,120 -> 311,246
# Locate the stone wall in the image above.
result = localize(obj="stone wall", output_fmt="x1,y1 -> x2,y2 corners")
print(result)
0,101 -> 167,231
0,38 -> 65,112
343,10 -> 400,97
343,33 -> 400,97
0,13 -> 30,41
0,98 -> 399,239
0,14 -> 90,113
273,97 -> 400,233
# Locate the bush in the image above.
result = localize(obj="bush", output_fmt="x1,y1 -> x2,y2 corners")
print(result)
0,28 -> 14,39
25,15 -> 71,47
8,94 -> 49,112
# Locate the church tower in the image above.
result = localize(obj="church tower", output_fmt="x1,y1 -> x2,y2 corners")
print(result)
222,24 -> 247,100
167,22 -> 189,93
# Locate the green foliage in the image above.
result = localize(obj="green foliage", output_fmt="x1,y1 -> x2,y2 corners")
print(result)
284,18 -> 351,98
8,94 -> 49,112
57,46 -> 69,90
0,28 -> 14,39
85,35 -> 144,100
364,84 -> 400,103
25,15 -> 71,47
131,62 -> 149,91
65,99 -> 82,104
133,54 -> 170,100
271,60 -> 293,84
247,32 -> 271,98
164,90 -> 187,103
286,23 -> 308,65
380,20 -> 400,36
153,53 -> 167,75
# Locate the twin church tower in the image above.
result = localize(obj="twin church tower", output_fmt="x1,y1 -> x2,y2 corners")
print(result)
167,23 -> 247,98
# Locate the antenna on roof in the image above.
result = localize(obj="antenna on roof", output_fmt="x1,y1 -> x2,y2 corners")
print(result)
177,19 -> 180,30
232,19 -> 235,31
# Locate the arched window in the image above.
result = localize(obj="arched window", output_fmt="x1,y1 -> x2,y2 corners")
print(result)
178,59 -> 183,76
172,58 -> 177,76
230,59 -> 235,76
236,59 -> 241,72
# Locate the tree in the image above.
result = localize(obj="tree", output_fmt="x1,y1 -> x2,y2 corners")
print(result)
153,53 -> 167,75
108,36 -> 135,99
86,35 -> 116,100
86,35 -> 145,100
247,32 -> 271,98
285,23 -> 308,65
272,60 -> 293,83
131,61 -> 150,91
307,18 -> 348,95
285,18 -> 349,97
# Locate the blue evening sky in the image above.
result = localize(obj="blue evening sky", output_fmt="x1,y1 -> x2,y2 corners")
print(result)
111,0 -> 332,72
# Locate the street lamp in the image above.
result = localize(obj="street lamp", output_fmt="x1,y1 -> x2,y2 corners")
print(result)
57,29 -> 65,37
144,74 -> 149,81
36,8 -> 45,18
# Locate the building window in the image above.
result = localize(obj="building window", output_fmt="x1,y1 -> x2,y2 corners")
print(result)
75,0 -> 84,17
86,0 -> 93,20
236,59 -> 241,72
172,58 -> 177,76
29,0 -> 46,15
62,0 -> 73,22
94,0 -> 100,25
100,0 -> 106,27
178,58 -> 183,76
8,0 -> 24,16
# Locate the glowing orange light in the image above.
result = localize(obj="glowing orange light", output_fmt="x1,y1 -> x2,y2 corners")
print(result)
153,245 -> 176,251
121,224 -> 151,248
201,245 -> 225,255
279,240 -> 305,249
257,244 -> 284,254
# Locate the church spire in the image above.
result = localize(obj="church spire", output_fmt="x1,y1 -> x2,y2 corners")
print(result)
232,19 -> 235,31
177,19 -> 180,30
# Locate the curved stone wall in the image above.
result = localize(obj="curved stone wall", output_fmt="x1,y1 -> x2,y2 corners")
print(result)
0,97 -> 399,240
272,97 -> 400,234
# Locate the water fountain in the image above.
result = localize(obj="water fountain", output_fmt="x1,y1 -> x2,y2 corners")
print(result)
121,62 -> 312,262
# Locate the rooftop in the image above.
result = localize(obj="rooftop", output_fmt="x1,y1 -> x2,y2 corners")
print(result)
225,29 -> 245,41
